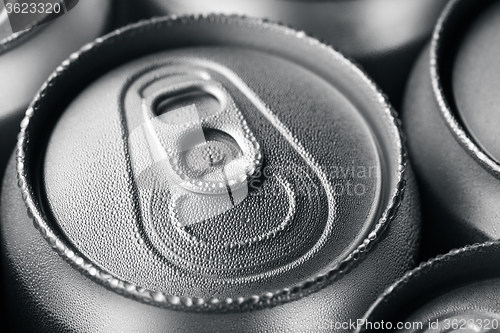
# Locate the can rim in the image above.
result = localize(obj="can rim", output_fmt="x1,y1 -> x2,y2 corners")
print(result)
0,25 -> 44,54
0,5 -> 49,55
430,0 -> 500,178
16,14 -> 408,312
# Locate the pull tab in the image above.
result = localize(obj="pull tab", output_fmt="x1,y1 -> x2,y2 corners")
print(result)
127,67 -> 262,226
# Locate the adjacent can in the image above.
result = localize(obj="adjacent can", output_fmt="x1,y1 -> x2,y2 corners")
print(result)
2,15 -> 420,332
136,0 -> 449,108
356,240 -> 500,333
0,0 -> 112,181
402,0 -> 500,258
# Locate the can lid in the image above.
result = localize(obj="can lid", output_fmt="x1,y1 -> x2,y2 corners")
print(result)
18,15 -> 406,312
452,0 -> 500,164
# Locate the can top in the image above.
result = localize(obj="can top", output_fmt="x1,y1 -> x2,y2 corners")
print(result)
453,0 -> 500,165
18,15 -> 407,312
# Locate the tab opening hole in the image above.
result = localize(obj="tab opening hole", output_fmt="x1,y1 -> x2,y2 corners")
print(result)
154,86 -> 226,124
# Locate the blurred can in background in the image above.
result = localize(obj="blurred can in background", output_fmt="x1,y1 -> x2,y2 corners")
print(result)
0,0 -> 112,182
136,0 -> 450,108
403,0 -> 500,259
0,0 -> 111,329
356,240 -> 500,333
